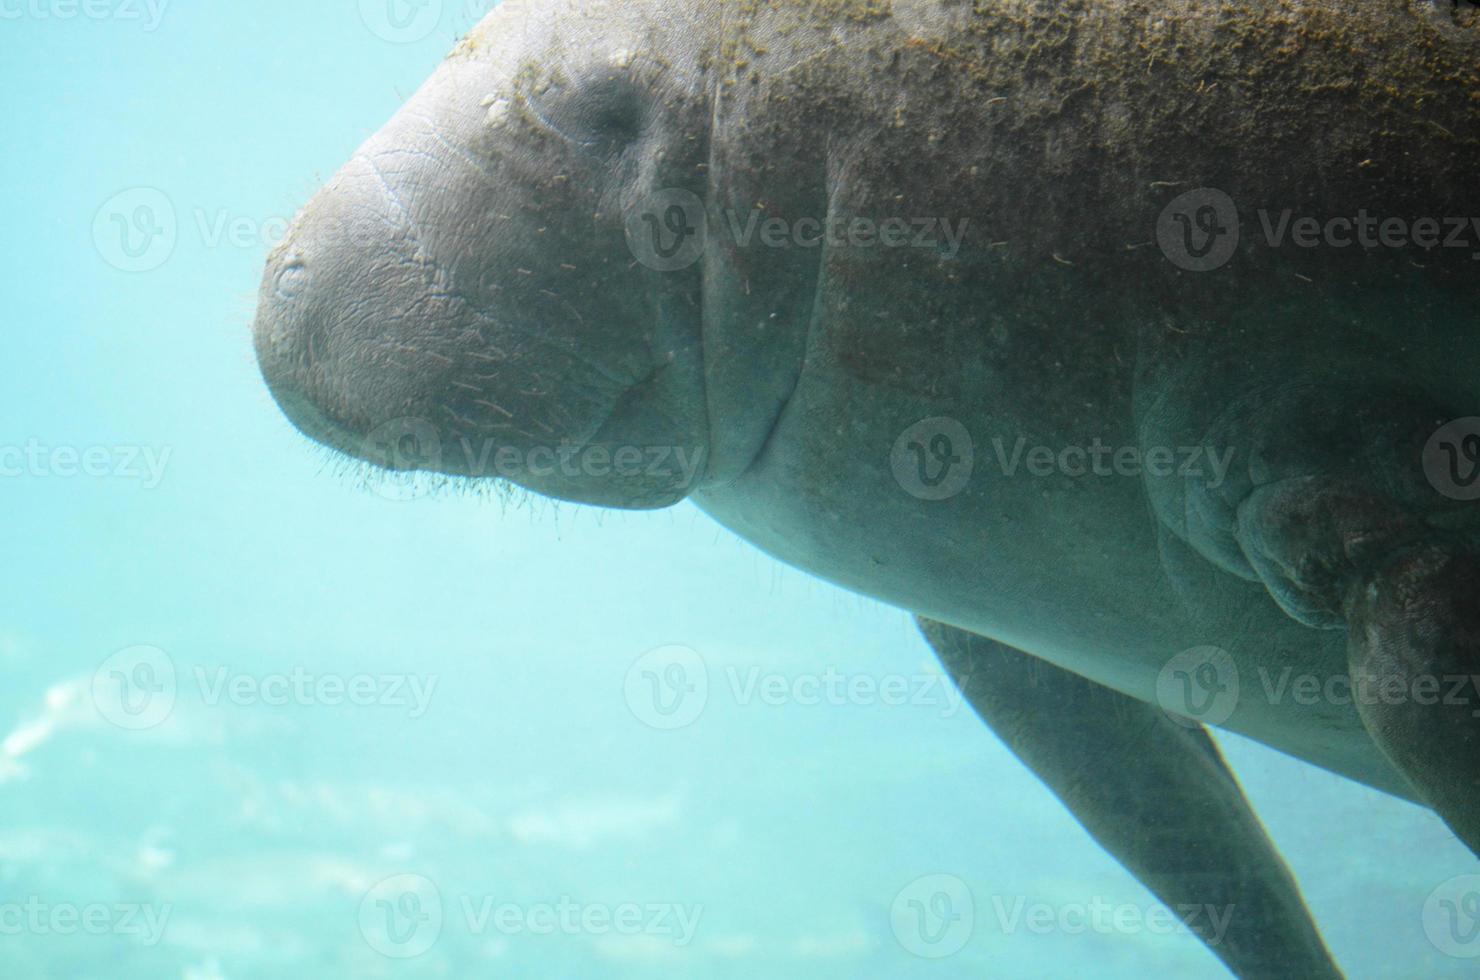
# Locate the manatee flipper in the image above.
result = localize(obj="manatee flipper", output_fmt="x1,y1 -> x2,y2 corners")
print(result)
1168,375 -> 1480,856
1135,317 -> 1480,859
917,618 -> 1344,980
1344,545 -> 1480,853
1233,476 -> 1480,855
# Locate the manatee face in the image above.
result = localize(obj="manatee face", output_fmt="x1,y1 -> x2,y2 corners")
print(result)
253,0 -> 718,508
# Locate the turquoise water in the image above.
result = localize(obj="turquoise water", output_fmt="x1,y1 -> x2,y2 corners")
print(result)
1,3 -> 1476,977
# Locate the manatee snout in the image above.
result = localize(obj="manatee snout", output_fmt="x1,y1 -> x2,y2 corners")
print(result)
252,1 -> 718,508
252,154 -> 425,461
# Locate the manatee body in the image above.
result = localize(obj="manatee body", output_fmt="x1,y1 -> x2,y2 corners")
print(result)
252,2 -> 1480,976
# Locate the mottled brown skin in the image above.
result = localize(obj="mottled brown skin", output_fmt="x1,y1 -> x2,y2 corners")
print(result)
689,0 -> 1480,785
253,2 -> 1480,976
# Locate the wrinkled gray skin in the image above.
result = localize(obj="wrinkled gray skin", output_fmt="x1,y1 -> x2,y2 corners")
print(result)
254,1 -> 1480,976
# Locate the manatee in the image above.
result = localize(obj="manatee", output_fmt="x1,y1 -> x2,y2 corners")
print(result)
251,1 -> 1480,975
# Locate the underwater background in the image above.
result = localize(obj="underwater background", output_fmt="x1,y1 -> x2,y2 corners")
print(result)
1,1 -> 1477,977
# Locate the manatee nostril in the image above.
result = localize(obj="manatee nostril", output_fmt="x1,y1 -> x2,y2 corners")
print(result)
273,255 -> 310,302
252,252 -> 346,453
254,247 -> 316,376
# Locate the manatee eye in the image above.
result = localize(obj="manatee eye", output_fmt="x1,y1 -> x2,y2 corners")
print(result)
526,67 -> 645,153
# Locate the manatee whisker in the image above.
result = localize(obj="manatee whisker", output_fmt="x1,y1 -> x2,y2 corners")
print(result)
473,399 -> 515,419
